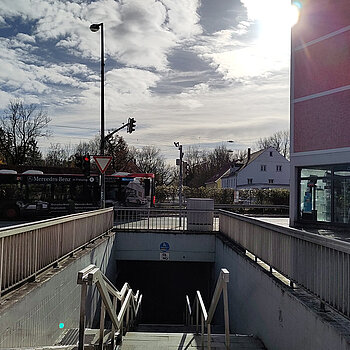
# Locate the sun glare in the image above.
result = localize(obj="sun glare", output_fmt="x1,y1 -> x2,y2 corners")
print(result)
251,0 -> 300,54
290,3 -> 301,27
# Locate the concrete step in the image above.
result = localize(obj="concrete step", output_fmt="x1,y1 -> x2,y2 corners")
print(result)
119,332 -> 266,349
135,323 -> 196,333
54,328 -> 117,350
136,323 -> 225,334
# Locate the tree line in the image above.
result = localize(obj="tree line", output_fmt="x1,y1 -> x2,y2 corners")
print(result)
0,100 -> 289,189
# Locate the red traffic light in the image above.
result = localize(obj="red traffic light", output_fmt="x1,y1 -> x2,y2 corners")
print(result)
84,156 -> 89,161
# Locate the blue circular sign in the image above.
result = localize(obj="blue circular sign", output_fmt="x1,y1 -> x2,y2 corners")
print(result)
160,242 -> 170,252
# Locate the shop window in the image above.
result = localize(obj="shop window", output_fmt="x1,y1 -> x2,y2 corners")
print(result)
334,176 -> 350,223
299,168 -> 331,223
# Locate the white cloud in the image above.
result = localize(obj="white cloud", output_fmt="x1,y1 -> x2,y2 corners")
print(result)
0,0 -> 290,162
16,33 -> 36,43
191,0 -> 291,82
0,0 -> 202,71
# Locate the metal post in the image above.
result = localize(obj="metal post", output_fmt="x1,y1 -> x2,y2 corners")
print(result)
223,282 -> 230,349
0,238 -> 3,297
99,302 -> 106,350
196,298 -> 199,334
201,314 -> 204,349
100,23 -> 105,209
179,145 -> 183,209
207,323 -> 211,350
110,295 -> 117,348
78,284 -> 87,350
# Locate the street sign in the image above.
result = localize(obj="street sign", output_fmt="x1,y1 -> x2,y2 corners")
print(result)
160,252 -> 169,261
93,156 -> 112,174
160,242 -> 170,252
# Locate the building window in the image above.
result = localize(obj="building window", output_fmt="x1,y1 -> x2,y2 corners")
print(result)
261,165 -> 266,171
299,166 -> 332,223
247,178 -> 253,184
276,165 -> 282,172
268,179 -> 274,184
270,151 -> 273,157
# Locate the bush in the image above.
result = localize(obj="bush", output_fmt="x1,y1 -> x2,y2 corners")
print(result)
239,189 -> 289,205
155,186 -> 289,205
156,185 -> 235,204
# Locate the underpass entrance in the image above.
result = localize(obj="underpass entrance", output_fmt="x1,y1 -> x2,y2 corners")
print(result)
116,260 -> 213,324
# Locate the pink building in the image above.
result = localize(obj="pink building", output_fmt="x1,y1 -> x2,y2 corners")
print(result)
290,0 -> 350,227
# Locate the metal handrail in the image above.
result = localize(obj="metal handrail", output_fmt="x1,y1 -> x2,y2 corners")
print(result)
185,268 -> 230,350
77,264 -> 142,350
0,208 -> 113,297
114,207 -> 218,232
219,209 -> 350,318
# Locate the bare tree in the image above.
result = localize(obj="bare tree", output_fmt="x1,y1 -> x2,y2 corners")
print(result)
230,149 -> 247,162
74,135 -> 100,156
184,146 -> 233,187
45,143 -> 73,167
130,146 -> 174,185
105,135 -> 133,171
0,100 -> 50,165
255,130 -> 290,158
72,134 -> 136,172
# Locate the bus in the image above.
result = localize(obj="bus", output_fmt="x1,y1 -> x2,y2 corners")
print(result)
0,169 -> 155,219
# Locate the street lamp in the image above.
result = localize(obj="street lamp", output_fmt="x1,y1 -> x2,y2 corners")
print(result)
90,22 -> 105,208
174,142 -> 184,209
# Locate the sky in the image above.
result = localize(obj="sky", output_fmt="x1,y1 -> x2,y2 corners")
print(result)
0,0 -> 297,163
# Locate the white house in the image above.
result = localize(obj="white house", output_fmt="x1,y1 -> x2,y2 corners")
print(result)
221,147 -> 290,201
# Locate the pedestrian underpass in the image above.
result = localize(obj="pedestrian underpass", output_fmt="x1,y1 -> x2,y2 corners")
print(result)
1,208 -> 350,350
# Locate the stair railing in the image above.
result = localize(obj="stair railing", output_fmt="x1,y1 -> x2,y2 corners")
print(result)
185,268 -> 230,350
77,264 -> 142,350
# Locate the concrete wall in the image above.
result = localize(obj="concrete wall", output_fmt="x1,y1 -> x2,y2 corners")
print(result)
214,236 -> 350,350
0,233 -> 117,349
114,232 -> 215,262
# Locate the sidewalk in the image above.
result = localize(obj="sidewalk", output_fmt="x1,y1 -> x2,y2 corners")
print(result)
254,216 -> 350,243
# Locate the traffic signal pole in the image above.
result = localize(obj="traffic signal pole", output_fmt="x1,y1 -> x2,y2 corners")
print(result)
179,145 -> 183,209
91,22 -> 137,209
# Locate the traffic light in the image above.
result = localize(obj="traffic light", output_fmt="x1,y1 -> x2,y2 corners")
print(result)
82,155 -> 90,176
127,117 -> 136,133
183,161 -> 189,177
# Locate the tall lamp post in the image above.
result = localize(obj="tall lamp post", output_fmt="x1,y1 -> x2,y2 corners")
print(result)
90,22 -> 105,208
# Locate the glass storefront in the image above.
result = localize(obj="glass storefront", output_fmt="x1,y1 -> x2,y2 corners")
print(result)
299,164 -> 350,225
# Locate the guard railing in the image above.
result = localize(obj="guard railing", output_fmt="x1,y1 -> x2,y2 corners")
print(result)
77,264 -> 142,350
0,208 -> 113,297
114,207 -> 219,232
185,268 -> 230,350
219,210 -> 350,318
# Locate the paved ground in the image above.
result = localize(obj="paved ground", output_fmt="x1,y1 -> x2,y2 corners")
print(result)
0,220 -> 28,228
120,332 -> 266,350
254,217 -> 350,243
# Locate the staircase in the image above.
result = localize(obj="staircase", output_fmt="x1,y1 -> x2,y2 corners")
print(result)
72,266 -> 267,350
119,331 -> 266,350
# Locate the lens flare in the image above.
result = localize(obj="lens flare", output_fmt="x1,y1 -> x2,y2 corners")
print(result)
293,1 -> 302,9
290,3 -> 300,26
